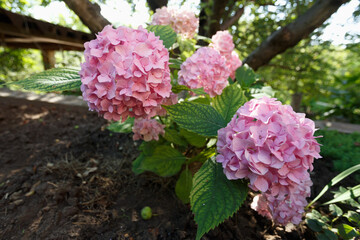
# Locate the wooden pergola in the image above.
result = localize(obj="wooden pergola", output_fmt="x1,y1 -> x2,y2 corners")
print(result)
0,8 -> 95,69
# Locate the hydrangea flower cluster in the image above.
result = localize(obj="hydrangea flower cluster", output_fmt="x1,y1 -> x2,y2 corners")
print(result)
178,47 -> 230,97
226,52 -> 242,80
210,30 -> 242,79
151,6 -> 199,39
156,92 -> 178,116
132,118 -> 165,141
216,97 -> 321,224
79,25 -> 172,121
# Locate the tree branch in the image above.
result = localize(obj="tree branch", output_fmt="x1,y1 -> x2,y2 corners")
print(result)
244,0 -> 350,71
264,63 -> 305,72
63,0 -> 111,34
220,6 -> 244,30
146,0 -> 168,12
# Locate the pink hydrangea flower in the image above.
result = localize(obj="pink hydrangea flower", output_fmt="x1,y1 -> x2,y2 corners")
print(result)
80,25 -> 172,121
132,118 -> 165,141
217,97 -> 321,224
210,31 -> 242,79
251,180 -> 312,225
171,8 -> 199,39
226,51 -> 242,80
156,92 -> 178,116
210,30 -> 235,57
178,47 -> 230,97
151,6 -> 172,26
151,7 -> 199,39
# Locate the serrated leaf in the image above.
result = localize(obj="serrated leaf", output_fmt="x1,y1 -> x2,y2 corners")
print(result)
146,25 -> 177,49
189,96 -> 211,105
175,169 -> 193,204
235,65 -> 258,89
191,88 -> 207,95
172,85 -> 190,93
141,145 -> 185,177
165,102 -> 226,137
324,185 -> 360,205
107,118 -> 134,133
180,128 -> 207,148
190,158 -> 248,240
11,68 -> 81,92
213,83 -> 247,123
164,128 -> 188,146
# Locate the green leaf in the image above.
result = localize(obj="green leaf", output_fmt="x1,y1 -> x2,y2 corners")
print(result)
132,154 -> 146,175
146,25 -> 177,49
306,219 -> 325,232
251,86 -> 276,99
306,209 -> 323,219
188,148 -> 216,164
308,164 -> 360,207
169,58 -> 183,69
139,141 -> 158,156
180,128 -> 207,147
172,85 -> 190,93
213,83 -> 247,123
171,85 -> 207,95
132,141 -> 158,175
337,224 -> 359,240
165,102 -> 227,137
141,145 -> 185,177
191,88 -> 207,95
329,204 -> 343,217
190,158 -> 248,240
107,118 -> 134,133
235,65 -> 258,89
189,96 -> 211,105
345,211 -> 360,227
317,229 -> 338,240
324,184 -> 360,205
175,169 -> 193,204
164,128 -> 188,146
11,67 -> 81,92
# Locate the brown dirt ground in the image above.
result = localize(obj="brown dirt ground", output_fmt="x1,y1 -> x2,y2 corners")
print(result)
0,96 -> 356,240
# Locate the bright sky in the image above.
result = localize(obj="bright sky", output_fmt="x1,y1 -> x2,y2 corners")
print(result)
28,0 -> 359,45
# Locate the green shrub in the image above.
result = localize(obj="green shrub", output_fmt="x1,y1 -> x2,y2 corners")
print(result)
316,130 -> 360,174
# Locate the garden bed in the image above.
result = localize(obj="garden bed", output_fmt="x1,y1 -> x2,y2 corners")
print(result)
0,96 -> 356,240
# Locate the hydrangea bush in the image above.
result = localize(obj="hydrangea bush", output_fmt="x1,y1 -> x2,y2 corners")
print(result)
13,7 -> 321,240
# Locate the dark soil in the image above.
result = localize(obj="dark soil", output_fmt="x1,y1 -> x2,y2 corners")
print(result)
0,96 -> 356,240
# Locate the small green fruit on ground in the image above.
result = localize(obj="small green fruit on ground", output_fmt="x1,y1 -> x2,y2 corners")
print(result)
141,206 -> 152,220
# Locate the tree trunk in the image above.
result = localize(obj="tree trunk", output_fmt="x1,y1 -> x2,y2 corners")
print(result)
63,0 -> 111,34
41,50 -> 55,70
244,0 -> 349,71
291,92 -> 303,112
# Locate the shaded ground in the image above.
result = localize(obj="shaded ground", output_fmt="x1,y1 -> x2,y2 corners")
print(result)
0,96 -> 356,240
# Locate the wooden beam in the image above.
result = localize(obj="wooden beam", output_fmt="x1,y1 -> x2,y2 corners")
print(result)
0,8 -> 94,51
